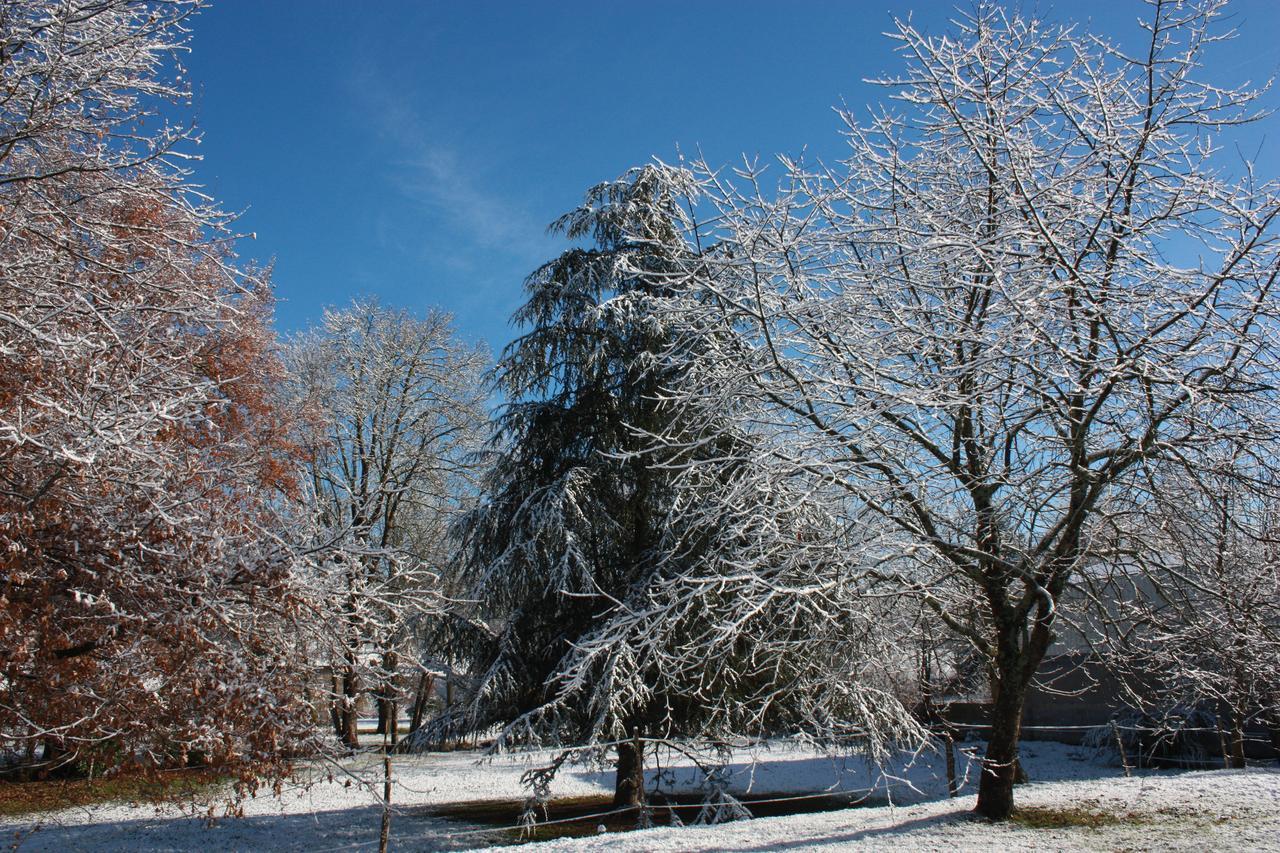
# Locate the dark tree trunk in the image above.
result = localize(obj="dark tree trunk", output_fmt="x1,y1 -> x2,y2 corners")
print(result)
341,704 -> 359,749
375,650 -> 399,737
974,610 -> 1054,822
613,736 -> 645,808
976,673 -> 1027,819
971,548 -> 1062,821
945,732 -> 958,797
1229,714 -> 1247,769
339,659 -> 360,750
409,673 -> 434,732
378,751 -> 392,853
376,694 -> 391,736
918,649 -> 959,798
37,738 -> 73,780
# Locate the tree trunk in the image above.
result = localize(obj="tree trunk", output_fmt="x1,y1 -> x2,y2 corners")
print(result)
341,707 -> 359,749
339,660 -> 360,750
975,668 -> 1028,819
409,673 -> 434,732
376,694 -> 391,736
37,738 -> 72,780
613,736 -> 645,808
330,671 -> 345,739
375,650 -> 399,737
1229,714 -> 1247,769
945,731 -> 958,797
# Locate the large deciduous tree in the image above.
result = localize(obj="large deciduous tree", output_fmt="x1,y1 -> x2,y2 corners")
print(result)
289,301 -> 487,750
0,0 -> 313,779
646,0 -> 1280,819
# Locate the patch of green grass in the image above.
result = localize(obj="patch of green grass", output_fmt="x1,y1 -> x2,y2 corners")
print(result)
0,768 -> 230,817
1010,805 -> 1151,830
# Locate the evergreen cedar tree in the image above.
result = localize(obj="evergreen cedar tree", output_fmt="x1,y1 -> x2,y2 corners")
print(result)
431,168 -> 689,807
425,168 -> 926,808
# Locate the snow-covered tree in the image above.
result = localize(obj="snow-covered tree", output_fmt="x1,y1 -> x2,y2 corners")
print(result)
288,301 -> 487,749
427,167 -> 691,806
520,439 -> 930,769
428,167 -> 927,812
639,1 -> 1280,819
1086,459 -> 1280,766
0,0 -> 315,780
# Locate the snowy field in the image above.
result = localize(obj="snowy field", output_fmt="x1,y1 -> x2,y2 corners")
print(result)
3,741 -> 1277,851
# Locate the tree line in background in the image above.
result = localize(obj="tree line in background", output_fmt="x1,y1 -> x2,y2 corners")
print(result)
2,0 -> 1277,827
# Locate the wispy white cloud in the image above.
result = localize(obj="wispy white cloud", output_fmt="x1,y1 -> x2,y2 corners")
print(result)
345,64 -> 554,267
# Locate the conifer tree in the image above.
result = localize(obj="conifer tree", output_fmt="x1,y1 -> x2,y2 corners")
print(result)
427,167 -> 926,811
431,167 -> 687,806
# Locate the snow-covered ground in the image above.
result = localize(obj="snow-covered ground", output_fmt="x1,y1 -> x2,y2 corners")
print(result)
3,741 -> 1277,851
517,757 -> 1280,852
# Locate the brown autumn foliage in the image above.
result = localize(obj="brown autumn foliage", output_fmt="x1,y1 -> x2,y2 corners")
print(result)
0,0 -> 316,782
0,188 -> 316,780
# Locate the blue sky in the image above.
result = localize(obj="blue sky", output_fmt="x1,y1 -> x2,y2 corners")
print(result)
183,1 -> 1280,353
